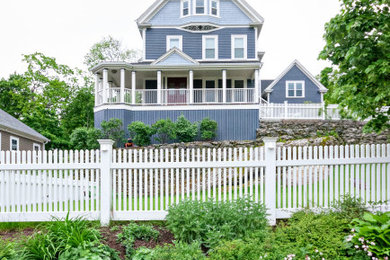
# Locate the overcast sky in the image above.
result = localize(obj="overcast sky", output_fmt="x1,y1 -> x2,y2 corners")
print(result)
0,0 -> 341,79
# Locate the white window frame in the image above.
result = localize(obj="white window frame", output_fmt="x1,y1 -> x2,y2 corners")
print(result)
286,81 -> 305,98
194,0 -> 206,15
33,143 -> 41,152
181,0 -> 190,17
210,0 -> 220,17
231,35 -> 247,60
202,35 -> 218,60
166,35 -> 183,51
10,136 -> 19,151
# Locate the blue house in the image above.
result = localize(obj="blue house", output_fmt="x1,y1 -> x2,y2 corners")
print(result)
262,60 -> 328,104
91,0 -> 326,142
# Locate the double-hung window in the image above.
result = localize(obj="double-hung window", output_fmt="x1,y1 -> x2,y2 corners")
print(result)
166,36 -> 183,51
286,81 -> 305,98
203,35 -> 218,60
210,0 -> 219,16
195,0 -> 205,14
232,35 -> 247,59
10,136 -> 19,151
182,0 -> 189,16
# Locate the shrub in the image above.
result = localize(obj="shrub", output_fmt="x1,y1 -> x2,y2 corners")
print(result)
152,119 -> 176,144
101,118 -> 125,147
199,117 -> 218,141
175,115 -> 198,143
346,211 -> 390,259
117,222 -> 160,258
133,241 -> 205,260
128,121 -> 155,146
58,241 -> 120,260
0,240 -> 16,259
70,127 -> 102,150
166,198 -> 268,249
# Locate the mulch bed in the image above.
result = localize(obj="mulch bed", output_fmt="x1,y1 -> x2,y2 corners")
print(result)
0,228 -> 35,241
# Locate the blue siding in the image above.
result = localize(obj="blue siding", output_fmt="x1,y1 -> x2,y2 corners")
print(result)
95,108 -> 259,143
157,52 -> 195,65
269,65 -> 322,104
149,0 -> 252,26
146,27 -> 256,60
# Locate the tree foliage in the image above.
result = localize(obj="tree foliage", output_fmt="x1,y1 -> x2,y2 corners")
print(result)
101,118 -> 125,148
84,36 -> 141,70
70,127 -> 102,150
319,0 -> 390,132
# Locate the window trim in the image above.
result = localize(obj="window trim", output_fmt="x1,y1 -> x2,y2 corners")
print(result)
285,81 -> 305,98
166,35 -> 183,51
33,143 -> 41,152
181,0 -> 190,17
10,136 -> 19,151
209,0 -> 220,17
231,35 -> 248,60
193,0 -> 206,15
202,35 -> 218,60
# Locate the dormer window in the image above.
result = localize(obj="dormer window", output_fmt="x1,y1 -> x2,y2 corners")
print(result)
182,0 -> 189,16
195,0 -> 205,14
210,0 -> 219,16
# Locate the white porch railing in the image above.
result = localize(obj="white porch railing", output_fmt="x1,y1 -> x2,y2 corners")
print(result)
260,103 -> 341,120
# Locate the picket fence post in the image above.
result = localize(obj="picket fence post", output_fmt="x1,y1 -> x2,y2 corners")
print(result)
98,139 -> 115,226
264,137 -> 277,226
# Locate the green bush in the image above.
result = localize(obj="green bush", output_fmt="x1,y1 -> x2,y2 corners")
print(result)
70,127 -> 102,150
133,241 -> 205,260
346,211 -> 390,259
117,222 -> 160,258
58,241 -> 120,260
101,118 -> 125,148
199,117 -> 218,141
175,115 -> 198,143
128,121 -> 155,146
152,119 -> 176,144
166,198 -> 268,249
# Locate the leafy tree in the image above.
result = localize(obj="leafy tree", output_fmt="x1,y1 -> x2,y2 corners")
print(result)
128,121 -> 155,147
199,117 -> 218,141
100,118 -> 125,147
70,127 -> 102,150
84,36 -> 141,70
152,119 -> 176,144
319,0 -> 390,132
175,115 -> 198,143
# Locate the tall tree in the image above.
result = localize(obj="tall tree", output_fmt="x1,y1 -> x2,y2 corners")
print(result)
84,36 -> 141,70
319,0 -> 390,132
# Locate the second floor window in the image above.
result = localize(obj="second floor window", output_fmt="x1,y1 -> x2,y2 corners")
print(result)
203,35 -> 218,59
232,35 -> 247,59
196,0 -> 205,14
167,36 -> 183,51
211,0 -> 219,16
182,0 -> 189,16
286,81 -> 305,98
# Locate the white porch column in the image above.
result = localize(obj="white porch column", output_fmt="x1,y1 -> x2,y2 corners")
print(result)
132,71 -> 136,105
95,74 -> 99,106
222,69 -> 227,103
189,70 -> 194,104
254,69 -> 259,104
103,69 -> 108,104
157,70 -> 162,104
120,69 -> 125,103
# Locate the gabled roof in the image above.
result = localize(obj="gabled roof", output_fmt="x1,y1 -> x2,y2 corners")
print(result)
152,47 -> 199,65
0,109 -> 50,143
136,0 -> 264,27
264,60 -> 328,93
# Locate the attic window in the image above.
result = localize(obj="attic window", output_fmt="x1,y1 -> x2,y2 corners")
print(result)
195,0 -> 205,14
211,0 -> 219,16
182,0 -> 189,16
286,81 -> 305,98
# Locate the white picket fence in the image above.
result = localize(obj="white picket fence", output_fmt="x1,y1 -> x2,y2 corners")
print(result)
259,103 -> 341,120
0,139 -> 389,226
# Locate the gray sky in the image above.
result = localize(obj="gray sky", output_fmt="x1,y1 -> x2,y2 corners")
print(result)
0,0 -> 341,79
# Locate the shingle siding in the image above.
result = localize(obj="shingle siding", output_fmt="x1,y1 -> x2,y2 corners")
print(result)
95,108 -> 259,143
149,0 -> 252,26
146,27 -> 256,60
269,65 -> 322,104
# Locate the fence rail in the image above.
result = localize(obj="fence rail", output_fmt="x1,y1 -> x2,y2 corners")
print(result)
1,139 -> 389,226
259,103 -> 341,120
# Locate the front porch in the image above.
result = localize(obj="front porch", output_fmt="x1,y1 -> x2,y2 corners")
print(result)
94,65 -> 261,106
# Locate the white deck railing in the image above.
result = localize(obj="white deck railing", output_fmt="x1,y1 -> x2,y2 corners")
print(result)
260,103 -> 341,120
1,140 -> 389,226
